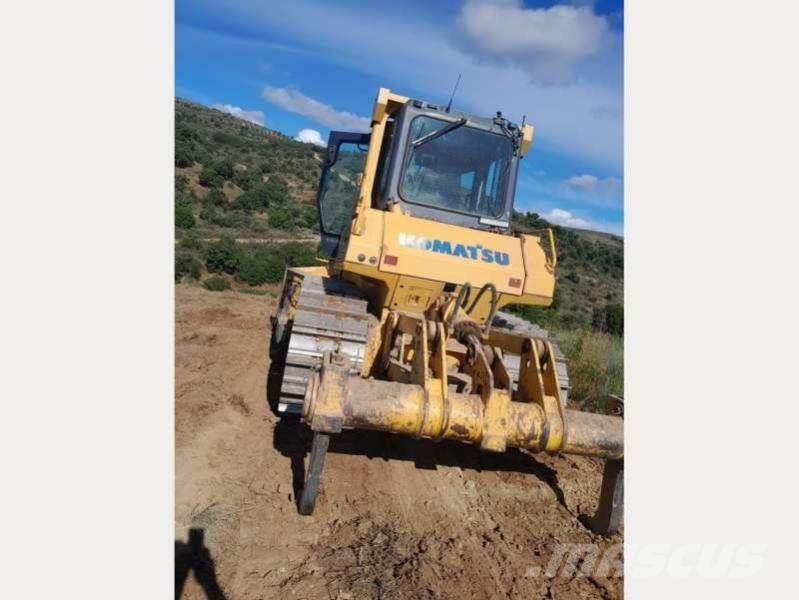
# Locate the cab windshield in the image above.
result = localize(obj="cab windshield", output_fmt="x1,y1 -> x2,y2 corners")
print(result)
400,116 -> 512,218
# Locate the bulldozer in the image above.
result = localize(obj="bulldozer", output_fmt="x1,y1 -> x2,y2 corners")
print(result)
270,87 -> 624,534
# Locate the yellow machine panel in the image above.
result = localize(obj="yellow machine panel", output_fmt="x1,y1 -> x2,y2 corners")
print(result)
520,232 -> 556,300
379,211 -> 526,296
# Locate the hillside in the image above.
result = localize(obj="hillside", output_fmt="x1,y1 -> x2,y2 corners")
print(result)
174,98 -> 623,331
175,98 -> 323,238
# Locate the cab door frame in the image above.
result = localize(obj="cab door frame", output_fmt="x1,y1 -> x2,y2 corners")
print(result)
316,131 -> 371,258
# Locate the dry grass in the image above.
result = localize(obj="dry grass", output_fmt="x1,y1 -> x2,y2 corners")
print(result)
552,328 -> 623,410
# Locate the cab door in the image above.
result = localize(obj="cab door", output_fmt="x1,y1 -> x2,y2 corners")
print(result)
316,131 -> 370,258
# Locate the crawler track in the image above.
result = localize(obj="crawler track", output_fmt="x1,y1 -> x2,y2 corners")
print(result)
276,274 -> 371,414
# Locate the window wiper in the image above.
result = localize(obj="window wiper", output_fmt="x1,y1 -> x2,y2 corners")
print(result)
412,118 -> 467,148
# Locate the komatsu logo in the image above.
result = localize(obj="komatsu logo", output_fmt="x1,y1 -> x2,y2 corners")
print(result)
397,233 -> 510,265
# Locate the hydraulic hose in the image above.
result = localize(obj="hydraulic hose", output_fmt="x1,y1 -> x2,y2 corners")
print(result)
466,282 -> 498,335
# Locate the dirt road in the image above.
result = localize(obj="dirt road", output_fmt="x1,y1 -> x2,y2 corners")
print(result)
175,284 -> 623,599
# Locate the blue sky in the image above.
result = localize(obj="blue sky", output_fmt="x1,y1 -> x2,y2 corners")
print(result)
176,0 -> 623,235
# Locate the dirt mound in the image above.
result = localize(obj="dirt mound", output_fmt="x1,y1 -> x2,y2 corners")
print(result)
175,284 -> 623,599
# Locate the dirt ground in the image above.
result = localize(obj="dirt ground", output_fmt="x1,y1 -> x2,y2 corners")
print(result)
175,283 -> 623,599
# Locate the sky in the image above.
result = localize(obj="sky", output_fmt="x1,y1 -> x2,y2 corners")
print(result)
176,0 -> 624,235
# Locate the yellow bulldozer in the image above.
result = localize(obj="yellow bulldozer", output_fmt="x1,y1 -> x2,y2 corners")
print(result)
271,88 -> 624,534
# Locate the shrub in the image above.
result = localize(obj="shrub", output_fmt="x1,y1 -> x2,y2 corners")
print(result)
263,176 -> 289,205
175,250 -> 202,282
205,235 -> 244,274
199,165 -> 223,188
179,231 -> 202,250
605,303 -> 624,336
268,206 -> 293,230
215,159 -> 234,179
237,247 -> 285,285
232,187 -> 264,211
175,203 -> 195,229
591,303 -> 624,336
235,242 -> 319,286
175,174 -> 189,192
199,203 -> 230,227
299,203 -> 318,229
205,188 -> 227,207
232,169 -> 254,190
227,210 -> 254,230
553,328 -> 623,409
175,147 -> 193,168
281,242 -> 319,267
202,275 -> 231,291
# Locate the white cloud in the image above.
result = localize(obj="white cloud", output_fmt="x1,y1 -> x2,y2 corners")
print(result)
294,128 -> 326,146
565,174 -> 622,195
211,103 -> 265,126
543,208 -> 590,229
538,207 -> 622,235
457,1 -> 609,84
262,86 -> 370,132
180,1 -> 622,169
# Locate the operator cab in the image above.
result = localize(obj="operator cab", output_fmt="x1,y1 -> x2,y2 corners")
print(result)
316,96 -> 527,257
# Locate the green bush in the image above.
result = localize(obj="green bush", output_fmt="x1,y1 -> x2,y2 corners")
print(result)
263,176 -> 289,205
232,187 -> 264,211
175,147 -> 194,168
268,206 -> 293,230
179,231 -> 202,250
215,159 -> 234,179
202,275 -> 231,291
199,203 -> 230,227
232,169 -> 255,190
175,203 -> 195,229
205,235 -> 244,274
199,165 -> 223,188
591,303 -> 624,336
205,188 -> 227,207
605,303 -> 624,336
234,242 -> 319,286
552,328 -> 623,409
227,210 -> 254,230
299,203 -> 318,229
175,250 -> 202,282
281,242 -> 319,267
175,174 -> 189,192
237,247 -> 285,285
